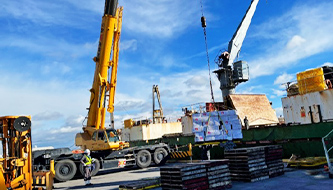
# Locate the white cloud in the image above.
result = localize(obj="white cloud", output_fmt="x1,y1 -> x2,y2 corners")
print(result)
65,115 -> 85,127
120,0 -> 201,38
274,107 -> 283,117
0,70 -> 89,119
34,111 -> 63,121
321,62 -> 333,67
52,126 -> 82,134
42,62 -> 71,75
115,99 -> 145,113
0,0 -> 96,28
286,35 -> 306,49
114,68 -> 223,122
236,85 -> 264,94
274,73 -> 295,85
120,39 -> 137,51
272,89 -> 286,97
270,95 -> 276,99
249,2 -> 333,78
158,55 -> 189,69
48,115 -> 84,141
0,36 -> 97,59
184,76 -> 209,88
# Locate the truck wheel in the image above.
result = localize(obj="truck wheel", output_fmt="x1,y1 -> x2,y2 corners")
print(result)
55,159 -> 77,182
136,150 -> 152,168
79,159 -> 100,177
153,148 -> 168,165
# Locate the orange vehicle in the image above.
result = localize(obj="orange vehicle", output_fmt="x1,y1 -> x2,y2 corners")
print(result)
0,116 -> 54,190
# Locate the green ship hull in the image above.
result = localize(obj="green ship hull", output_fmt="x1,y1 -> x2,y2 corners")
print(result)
129,122 -> 333,159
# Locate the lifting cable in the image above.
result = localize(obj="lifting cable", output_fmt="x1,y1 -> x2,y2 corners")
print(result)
200,0 -> 216,107
200,1 -> 229,136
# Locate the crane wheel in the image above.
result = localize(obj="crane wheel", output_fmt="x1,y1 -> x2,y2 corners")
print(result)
79,158 -> 100,177
136,150 -> 152,168
153,148 -> 168,165
55,159 -> 77,182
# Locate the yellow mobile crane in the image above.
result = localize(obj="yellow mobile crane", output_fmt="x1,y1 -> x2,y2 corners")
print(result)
33,0 -> 170,182
74,0 -> 128,152
31,0 -> 171,183
33,1 -> 170,182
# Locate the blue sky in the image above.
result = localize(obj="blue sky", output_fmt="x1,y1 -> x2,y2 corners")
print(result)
1,0 -> 333,149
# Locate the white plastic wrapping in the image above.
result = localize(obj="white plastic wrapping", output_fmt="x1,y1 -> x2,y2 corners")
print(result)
192,110 -> 243,142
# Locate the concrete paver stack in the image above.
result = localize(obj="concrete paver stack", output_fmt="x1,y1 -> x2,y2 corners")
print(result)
160,160 -> 231,190
225,147 -> 269,182
264,145 -> 284,178
202,160 -> 232,189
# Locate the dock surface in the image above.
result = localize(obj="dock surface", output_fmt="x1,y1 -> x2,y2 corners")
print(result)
54,163 -> 333,190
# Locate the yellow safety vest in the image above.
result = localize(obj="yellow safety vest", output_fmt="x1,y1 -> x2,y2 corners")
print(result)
85,155 -> 92,165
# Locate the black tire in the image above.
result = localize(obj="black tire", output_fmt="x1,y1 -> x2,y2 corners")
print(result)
79,158 -> 100,177
55,159 -> 77,182
136,150 -> 152,168
153,148 -> 168,165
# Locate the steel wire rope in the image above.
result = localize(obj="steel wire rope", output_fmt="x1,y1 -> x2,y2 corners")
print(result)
200,0 -> 216,107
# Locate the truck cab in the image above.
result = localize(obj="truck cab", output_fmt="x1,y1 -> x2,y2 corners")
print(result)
76,128 -> 129,151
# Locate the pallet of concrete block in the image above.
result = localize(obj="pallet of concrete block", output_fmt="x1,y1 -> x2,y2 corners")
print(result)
119,177 -> 161,190
200,160 -> 232,190
225,147 -> 269,182
192,110 -> 242,143
264,145 -> 284,178
160,163 -> 208,190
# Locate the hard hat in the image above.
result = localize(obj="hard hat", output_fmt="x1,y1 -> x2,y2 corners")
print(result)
84,149 -> 90,154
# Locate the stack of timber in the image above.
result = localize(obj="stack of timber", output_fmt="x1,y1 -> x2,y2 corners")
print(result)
264,145 -> 284,178
160,160 -> 231,190
225,147 -> 269,182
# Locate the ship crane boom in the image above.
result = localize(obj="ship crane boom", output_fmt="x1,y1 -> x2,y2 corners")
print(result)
214,0 -> 259,100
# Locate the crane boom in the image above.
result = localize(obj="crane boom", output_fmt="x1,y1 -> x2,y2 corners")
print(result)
87,0 -> 122,131
227,0 -> 259,66
75,0 -> 127,151
152,85 -> 164,124
214,0 -> 259,100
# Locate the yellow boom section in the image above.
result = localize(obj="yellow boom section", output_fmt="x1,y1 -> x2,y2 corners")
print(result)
87,2 -> 123,131
108,7 -> 122,114
75,0 -> 125,151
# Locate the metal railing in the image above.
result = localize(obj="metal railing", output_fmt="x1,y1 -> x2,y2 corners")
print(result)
322,129 -> 333,177
284,72 -> 333,96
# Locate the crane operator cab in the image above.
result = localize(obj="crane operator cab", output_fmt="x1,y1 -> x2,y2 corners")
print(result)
75,128 -> 129,151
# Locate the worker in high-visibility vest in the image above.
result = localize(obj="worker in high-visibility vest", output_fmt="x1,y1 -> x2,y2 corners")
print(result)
81,149 -> 94,186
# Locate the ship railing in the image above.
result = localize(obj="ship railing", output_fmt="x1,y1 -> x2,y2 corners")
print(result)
322,129 -> 333,178
284,72 -> 333,96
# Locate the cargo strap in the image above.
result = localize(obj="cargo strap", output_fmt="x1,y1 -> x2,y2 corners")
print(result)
207,112 -> 229,136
